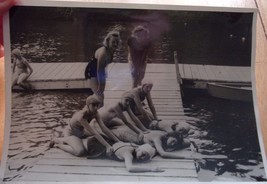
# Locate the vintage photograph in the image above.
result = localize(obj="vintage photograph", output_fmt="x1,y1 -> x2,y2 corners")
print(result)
1,2 -> 266,182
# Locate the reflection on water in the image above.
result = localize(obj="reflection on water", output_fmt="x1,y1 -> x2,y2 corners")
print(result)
183,92 -> 266,181
5,91 -> 87,181
10,8 -> 252,66
5,91 -> 266,181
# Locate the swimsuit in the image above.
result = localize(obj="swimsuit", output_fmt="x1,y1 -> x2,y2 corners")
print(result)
111,142 -> 136,161
84,57 -> 98,79
84,46 -> 112,79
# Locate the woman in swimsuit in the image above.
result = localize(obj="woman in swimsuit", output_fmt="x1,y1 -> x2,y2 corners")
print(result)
82,137 -> 164,173
128,25 -> 152,88
50,94 -> 119,157
149,120 -> 196,137
109,124 -> 194,159
121,82 -> 160,129
84,30 -> 121,107
11,48 -> 33,89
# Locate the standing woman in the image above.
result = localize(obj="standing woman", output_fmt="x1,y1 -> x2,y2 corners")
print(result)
85,30 -> 121,107
128,25 -> 152,88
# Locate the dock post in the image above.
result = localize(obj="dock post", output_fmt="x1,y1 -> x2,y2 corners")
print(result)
174,51 -> 182,85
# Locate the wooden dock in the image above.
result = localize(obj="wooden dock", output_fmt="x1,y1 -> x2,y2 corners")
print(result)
20,63 -> 251,90
20,149 -> 198,182
16,63 -> 199,182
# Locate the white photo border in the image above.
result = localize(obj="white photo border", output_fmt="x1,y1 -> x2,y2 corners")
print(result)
1,1 -> 265,183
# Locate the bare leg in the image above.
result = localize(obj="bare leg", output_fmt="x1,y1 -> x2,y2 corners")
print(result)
52,136 -> 85,156
89,77 -> 104,107
138,63 -> 147,86
17,73 -> 32,90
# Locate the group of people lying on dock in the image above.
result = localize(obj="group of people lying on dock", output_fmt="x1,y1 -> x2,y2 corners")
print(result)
50,82 -> 198,172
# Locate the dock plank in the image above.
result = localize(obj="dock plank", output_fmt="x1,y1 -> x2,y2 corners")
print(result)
41,62 -> 63,80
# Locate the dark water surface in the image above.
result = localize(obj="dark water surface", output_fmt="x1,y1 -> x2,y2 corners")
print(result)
182,91 -> 266,181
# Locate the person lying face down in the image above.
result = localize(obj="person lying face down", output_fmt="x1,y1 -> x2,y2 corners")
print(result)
82,136 -> 164,173
121,82 -> 159,129
149,120 -> 195,137
108,124 -> 193,160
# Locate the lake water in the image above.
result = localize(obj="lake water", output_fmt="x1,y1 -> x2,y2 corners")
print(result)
10,7 -> 253,66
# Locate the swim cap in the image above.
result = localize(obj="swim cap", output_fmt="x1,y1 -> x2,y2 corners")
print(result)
137,143 -> 156,160
12,48 -> 22,57
86,94 -> 102,107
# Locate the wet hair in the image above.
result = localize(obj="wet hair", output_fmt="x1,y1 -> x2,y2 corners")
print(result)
102,30 -> 121,48
161,131 -> 184,152
86,94 -> 102,107
12,48 -> 22,57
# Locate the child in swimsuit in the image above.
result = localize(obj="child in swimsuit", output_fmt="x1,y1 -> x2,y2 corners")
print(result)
50,94 -> 119,157
11,48 -> 33,90
122,82 -> 160,128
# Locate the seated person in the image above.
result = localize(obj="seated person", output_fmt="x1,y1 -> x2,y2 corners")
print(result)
11,48 -> 33,90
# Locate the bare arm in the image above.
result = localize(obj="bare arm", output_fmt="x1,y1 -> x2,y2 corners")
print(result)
23,59 -> 33,78
153,137 -> 193,160
95,113 -> 119,142
127,106 -> 148,131
80,118 -> 111,149
133,93 -> 152,122
121,110 -> 143,134
12,60 -> 16,73
146,92 -> 158,120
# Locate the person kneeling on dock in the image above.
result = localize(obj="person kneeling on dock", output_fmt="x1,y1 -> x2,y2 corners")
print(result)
122,82 -> 160,129
49,94 -> 119,157
11,48 -> 33,90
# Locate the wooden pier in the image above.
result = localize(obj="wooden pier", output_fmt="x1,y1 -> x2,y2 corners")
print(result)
12,62 -> 251,181
16,63 -> 199,182
21,62 -> 251,90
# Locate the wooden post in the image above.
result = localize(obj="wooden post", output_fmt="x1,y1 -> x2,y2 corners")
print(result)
174,51 -> 182,85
